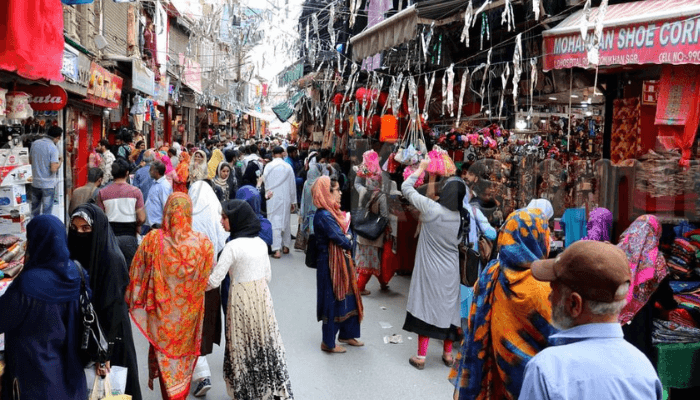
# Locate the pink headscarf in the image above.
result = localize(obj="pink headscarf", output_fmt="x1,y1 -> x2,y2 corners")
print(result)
159,153 -> 175,174
617,214 -> 669,325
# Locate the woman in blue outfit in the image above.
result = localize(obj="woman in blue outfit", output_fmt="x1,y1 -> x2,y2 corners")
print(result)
0,215 -> 87,399
312,176 -> 364,353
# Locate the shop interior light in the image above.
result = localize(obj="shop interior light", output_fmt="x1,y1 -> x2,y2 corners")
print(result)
516,120 -> 527,130
484,110 -> 491,114
585,111 -> 593,116
570,94 -> 579,98
548,97 -> 557,100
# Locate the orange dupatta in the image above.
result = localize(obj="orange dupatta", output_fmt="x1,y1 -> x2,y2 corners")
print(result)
126,193 -> 214,398
174,152 -> 190,193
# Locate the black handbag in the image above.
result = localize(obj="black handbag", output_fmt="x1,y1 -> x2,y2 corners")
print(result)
305,234 -> 318,268
75,261 -> 110,366
351,193 -> 389,241
459,242 -> 481,287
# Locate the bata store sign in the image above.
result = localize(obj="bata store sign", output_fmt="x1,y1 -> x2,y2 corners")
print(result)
543,0 -> 700,70
85,62 -> 123,108
15,84 -> 68,111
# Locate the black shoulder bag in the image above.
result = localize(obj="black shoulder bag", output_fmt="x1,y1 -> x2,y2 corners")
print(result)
459,212 -> 481,287
305,234 -> 318,268
351,192 -> 389,241
75,260 -> 111,367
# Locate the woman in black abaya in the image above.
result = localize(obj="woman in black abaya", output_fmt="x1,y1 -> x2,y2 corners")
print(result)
68,203 -> 142,399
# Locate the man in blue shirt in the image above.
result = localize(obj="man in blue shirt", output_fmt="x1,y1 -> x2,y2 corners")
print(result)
131,149 -> 155,201
144,160 -> 172,229
521,241 -> 663,400
29,126 -> 62,216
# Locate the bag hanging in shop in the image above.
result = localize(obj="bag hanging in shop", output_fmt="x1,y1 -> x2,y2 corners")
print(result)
379,114 -> 398,143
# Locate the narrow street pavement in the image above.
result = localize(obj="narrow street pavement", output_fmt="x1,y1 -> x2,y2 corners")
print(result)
132,229 -> 456,399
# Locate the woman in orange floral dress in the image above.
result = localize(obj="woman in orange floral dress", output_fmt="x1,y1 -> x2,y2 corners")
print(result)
173,151 -> 190,193
126,192 -> 215,399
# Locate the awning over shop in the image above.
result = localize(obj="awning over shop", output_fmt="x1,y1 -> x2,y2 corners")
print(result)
243,109 -> 278,122
542,0 -> 700,71
349,0 -> 466,62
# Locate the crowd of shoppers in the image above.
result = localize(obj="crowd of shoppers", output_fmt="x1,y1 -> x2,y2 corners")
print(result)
11,132 -> 674,400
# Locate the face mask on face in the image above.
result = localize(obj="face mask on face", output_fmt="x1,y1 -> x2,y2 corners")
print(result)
69,230 -> 93,267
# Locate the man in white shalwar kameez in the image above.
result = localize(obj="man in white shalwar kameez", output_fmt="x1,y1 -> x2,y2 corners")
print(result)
263,146 -> 297,258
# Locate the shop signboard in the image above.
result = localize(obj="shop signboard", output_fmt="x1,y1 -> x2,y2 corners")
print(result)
179,53 -> 203,94
155,76 -> 170,104
57,44 -> 91,96
15,84 -> 68,111
85,62 -> 123,108
132,59 -> 155,96
543,0 -> 700,71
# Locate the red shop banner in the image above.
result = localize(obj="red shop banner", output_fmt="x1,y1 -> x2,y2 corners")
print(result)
543,0 -> 700,71
15,84 -> 68,111
85,62 -> 123,108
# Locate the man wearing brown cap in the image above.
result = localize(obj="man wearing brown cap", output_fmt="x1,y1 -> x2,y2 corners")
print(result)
520,241 -> 663,400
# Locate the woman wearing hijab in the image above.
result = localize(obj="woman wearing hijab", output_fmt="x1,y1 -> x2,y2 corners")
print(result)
207,200 -> 294,399
401,159 -> 464,369
449,209 -> 557,399
126,193 -> 215,400
159,153 -> 177,187
312,176 -> 364,353
459,184 -> 497,328
526,198 -> 554,220
189,150 -> 208,184
300,163 -> 325,239
581,207 -> 613,241
354,172 -> 390,295
188,180 -> 228,395
207,148 -> 225,179
236,185 -> 273,246
173,151 -> 190,193
0,216 -> 86,399
132,140 -> 146,165
212,162 -> 236,202
68,204 -> 142,399
618,214 -> 676,361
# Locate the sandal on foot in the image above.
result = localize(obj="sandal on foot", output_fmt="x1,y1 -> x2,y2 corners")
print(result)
442,355 -> 454,367
409,356 -> 425,370
360,290 -> 371,296
271,251 -> 282,259
339,338 -> 364,347
282,247 -> 290,254
321,343 -> 347,353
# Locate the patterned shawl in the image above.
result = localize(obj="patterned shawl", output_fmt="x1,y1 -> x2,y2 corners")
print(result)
617,214 -> 669,325
126,193 -> 215,397
207,148 -> 224,179
312,176 -> 363,321
450,209 -> 557,400
581,207 -> 613,242
174,151 -> 190,193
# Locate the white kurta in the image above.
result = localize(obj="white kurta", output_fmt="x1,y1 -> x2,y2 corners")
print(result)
263,158 -> 297,250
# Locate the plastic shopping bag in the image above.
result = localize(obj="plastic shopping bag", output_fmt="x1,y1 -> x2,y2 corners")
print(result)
86,365 -> 129,399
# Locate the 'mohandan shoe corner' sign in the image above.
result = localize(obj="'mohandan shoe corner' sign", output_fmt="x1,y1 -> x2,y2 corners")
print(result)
543,0 -> 700,71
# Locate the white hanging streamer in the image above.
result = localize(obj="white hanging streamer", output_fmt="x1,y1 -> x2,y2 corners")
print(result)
305,22 -> 310,50
499,63 -> 510,119
479,48 -> 492,111
446,64 -> 455,117
512,33 -> 523,111
422,72 -> 436,121
460,1 -> 473,48
528,58 -> 537,118
349,0 -> 361,28
456,69 -> 469,128
472,0 -> 491,27
501,0 -> 515,32
588,0 -> 608,65
441,70 -> 447,116
580,0 -> 592,41
533,0 -> 540,20
312,13 -> 319,40
328,4 -> 336,49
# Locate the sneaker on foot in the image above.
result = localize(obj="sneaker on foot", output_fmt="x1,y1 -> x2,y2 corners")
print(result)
194,378 -> 212,397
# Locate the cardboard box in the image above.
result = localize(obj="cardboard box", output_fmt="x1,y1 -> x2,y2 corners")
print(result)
0,203 -> 30,217
0,148 -> 29,167
0,185 -> 26,207
0,214 -> 26,234
0,164 -> 32,186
